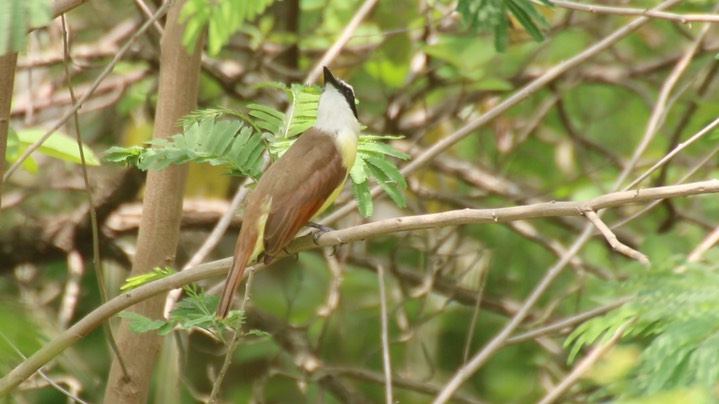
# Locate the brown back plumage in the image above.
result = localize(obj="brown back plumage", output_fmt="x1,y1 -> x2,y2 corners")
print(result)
261,128 -> 346,259
216,128 -> 347,317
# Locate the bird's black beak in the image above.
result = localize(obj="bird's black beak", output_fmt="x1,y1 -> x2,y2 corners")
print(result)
323,66 -> 339,88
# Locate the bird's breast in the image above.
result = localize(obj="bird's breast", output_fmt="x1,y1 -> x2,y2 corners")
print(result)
335,128 -> 359,170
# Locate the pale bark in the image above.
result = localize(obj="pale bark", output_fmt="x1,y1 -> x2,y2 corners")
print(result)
103,1 -> 203,402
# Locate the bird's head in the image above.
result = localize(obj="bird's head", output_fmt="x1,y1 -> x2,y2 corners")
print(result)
315,67 -> 360,135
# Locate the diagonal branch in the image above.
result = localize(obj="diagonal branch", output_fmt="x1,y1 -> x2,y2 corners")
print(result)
550,0 -> 719,22
307,180 -> 719,250
1,179 -> 717,394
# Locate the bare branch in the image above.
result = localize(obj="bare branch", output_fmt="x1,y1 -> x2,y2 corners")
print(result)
551,0 -> 719,23
583,210 -> 649,265
310,180 -> 719,250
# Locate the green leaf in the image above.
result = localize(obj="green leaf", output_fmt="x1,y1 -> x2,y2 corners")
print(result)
352,179 -> 372,217
0,0 -> 51,54
284,83 -> 321,138
108,117 -> 264,178
179,0 -> 275,55
24,0 -> 51,27
118,311 -> 169,333
565,261 -> 719,395
13,129 -> 100,166
362,154 -> 407,188
252,82 -> 321,138
245,329 -> 270,338
248,103 -> 285,134
353,134 -> 409,211
364,158 -> 406,208
121,266 -> 176,291
455,0 -> 547,51
5,127 -> 38,172
506,0 -> 544,42
227,125 -> 264,175
225,309 -> 246,327
358,141 -> 410,160
349,157 -> 369,184
105,84 -> 408,221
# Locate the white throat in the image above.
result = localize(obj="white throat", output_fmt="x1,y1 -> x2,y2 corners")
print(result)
314,84 -> 360,137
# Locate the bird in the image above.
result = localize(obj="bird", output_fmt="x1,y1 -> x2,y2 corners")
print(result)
216,66 -> 360,318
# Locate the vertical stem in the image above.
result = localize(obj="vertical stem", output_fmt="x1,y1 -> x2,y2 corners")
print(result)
103,1 -> 203,402
377,265 -> 393,404
0,52 -> 18,207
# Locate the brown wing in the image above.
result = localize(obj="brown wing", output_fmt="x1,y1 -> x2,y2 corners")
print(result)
259,128 -> 346,260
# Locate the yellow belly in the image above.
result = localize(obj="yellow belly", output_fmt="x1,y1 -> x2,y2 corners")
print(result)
315,128 -> 357,216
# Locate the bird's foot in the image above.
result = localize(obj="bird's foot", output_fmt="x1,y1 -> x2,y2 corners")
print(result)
307,222 -> 334,245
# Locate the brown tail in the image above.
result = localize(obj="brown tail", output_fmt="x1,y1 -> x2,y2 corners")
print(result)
216,237 -> 254,318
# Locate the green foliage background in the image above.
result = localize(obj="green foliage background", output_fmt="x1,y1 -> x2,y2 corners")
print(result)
2,0 -> 719,403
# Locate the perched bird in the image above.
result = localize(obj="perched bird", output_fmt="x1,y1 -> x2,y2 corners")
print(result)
216,67 -> 360,317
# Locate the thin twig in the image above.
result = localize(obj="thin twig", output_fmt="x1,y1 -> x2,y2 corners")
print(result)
377,264 -> 393,404
134,0 -> 164,35
506,297 -> 631,344
208,268 -> 256,403
611,144 -> 719,230
616,12 -> 714,191
61,14 -> 128,377
583,210 -> 649,265
0,332 -> 89,404
687,226 -> 719,263
462,268 -> 487,363
59,251 -> 84,328
627,115 -> 719,190
317,249 -> 343,317
305,0 -> 379,83
551,0 -> 719,23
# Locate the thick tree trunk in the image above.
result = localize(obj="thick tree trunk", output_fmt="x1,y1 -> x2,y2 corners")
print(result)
103,1 -> 203,402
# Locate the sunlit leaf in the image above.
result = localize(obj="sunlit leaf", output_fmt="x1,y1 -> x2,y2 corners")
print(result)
14,129 -> 100,166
